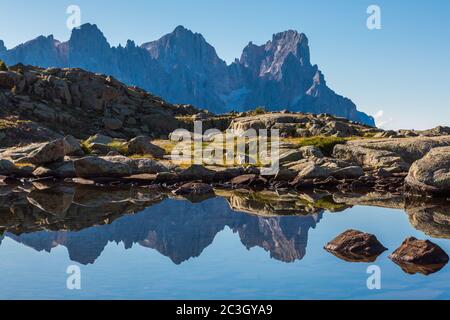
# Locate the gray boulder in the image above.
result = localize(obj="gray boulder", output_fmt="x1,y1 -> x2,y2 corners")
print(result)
333,144 -> 409,173
63,135 -> 84,156
16,139 -> 65,165
406,146 -> 450,195
74,156 -> 132,178
127,136 -> 165,158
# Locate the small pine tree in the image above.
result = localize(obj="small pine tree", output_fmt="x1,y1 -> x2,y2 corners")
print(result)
253,106 -> 266,115
0,60 -> 7,71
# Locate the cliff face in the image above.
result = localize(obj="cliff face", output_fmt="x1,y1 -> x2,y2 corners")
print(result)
0,24 -> 375,125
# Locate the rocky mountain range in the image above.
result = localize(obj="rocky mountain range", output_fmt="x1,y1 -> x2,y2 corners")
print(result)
0,24 -> 374,125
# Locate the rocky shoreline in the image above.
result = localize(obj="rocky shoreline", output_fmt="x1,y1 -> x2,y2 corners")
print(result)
1,131 -> 449,198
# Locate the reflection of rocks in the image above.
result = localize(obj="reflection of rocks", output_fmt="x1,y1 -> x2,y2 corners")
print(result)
0,184 -> 166,235
389,237 -> 449,275
0,186 -> 322,265
406,200 -> 450,239
27,186 -> 75,216
324,229 -> 387,262
217,189 -> 349,216
332,191 -> 450,239
333,192 -> 406,209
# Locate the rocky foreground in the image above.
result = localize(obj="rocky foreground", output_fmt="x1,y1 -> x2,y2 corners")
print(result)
0,131 -> 449,197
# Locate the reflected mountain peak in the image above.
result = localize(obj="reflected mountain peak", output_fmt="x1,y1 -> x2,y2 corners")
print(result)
0,183 -> 449,267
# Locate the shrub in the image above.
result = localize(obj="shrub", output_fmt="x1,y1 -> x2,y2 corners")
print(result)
0,60 -> 7,71
252,106 -> 266,115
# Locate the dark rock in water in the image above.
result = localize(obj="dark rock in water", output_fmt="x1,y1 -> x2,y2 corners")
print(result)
389,237 -> 449,275
173,182 -> 214,196
173,182 -> 215,203
231,174 -> 267,188
324,229 -> 387,262
179,165 -> 215,182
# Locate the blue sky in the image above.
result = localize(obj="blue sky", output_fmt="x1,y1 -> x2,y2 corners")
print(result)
1,0 -> 449,130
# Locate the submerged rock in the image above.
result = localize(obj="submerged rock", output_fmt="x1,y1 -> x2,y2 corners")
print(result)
389,237 -> 449,275
324,229 -> 387,262
230,174 -> 267,188
173,182 -> 214,196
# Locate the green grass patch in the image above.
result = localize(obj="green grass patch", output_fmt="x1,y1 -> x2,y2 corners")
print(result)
284,136 -> 347,156
107,141 -> 128,154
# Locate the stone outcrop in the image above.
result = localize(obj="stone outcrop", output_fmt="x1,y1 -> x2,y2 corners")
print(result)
406,146 -> 450,195
229,113 -> 377,138
73,155 -> 168,178
324,229 -> 387,262
15,139 -> 65,165
389,237 -> 449,275
0,65 -> 194,140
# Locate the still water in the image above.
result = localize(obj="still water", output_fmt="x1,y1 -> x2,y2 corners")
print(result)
0,184 -> 449,299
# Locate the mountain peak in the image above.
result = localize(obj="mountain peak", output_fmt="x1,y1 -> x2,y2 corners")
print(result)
69,23 -> 109,47
0,40 -> 6,52
142,25 -> 225,68
272,29 -> 307,42
1,24 -> 375,125
173,25 -> 192,34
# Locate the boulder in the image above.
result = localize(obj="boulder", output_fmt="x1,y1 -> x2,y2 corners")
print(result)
16,139 -> 65,165
339,136 -> 450,164
85,134 -> 114,145
103,117 -> 123,130
179,165 -> 216,182
296,163 -> 332,180
32,161 -> 76,178
278,149 -> 303,163
406,146 -> 450,195
127,136 -> 165,158
90,143 -> 118,155
0,159 -> 20,175
333,144 -> 409,173
299,146 -> 324,159
331,166 -> 365,179
0,71 -> 17,89
63,135 -> 84,156
73,156 -> 132,178
128,158 -> 169,175
389,237 -> 449,275
324,229 -> 387,262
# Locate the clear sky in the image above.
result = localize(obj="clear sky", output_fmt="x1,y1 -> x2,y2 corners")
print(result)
1,0 -> 449,130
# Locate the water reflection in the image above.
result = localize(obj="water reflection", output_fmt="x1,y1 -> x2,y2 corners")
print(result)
0,183 -> 449,267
